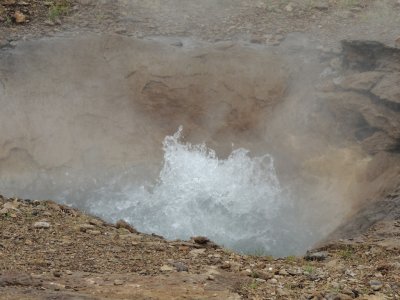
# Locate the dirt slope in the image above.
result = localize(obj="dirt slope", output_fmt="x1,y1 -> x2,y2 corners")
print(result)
1,195 -> 400,299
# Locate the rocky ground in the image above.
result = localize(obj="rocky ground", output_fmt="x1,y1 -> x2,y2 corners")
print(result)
1,0 -> 400,47
1,0 -> 400,299
0,195 -> 399,300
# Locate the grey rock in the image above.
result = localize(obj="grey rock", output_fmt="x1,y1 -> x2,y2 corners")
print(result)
172,261 -> 188,272
369,280 -> 383,291
304,251 -> 328,261
33,221 -> 51,229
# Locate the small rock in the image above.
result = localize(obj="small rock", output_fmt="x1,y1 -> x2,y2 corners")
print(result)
313,1 -> 329,10
79,224 -> 95,232
189,248 -> 206,256
115,28 -> 127,34
14,11 -> 26,23
268,278 -> 278,284
113,279 -> 124,286
89,218 -> 104,226
87,230 -> 101,235
0,208 -> 9,215
257,271 -> 273,281
192,236 -> 210,245
304,251 -> 328,261
160,265 -> 174,272
369,280 -> 383,291
119,233 -> 141,240
116,220 -> 138,233
207,274 -> 215,281
117,228 -> 131,235
171,41 -> 183,47
285,3 -> 294,12
278,269 -> 289,276
172,262 -> 188,272
33,221 -> 51,229
53,270 -> 62,278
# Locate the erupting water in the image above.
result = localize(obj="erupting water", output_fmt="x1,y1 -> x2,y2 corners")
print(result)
82,127 -> 310,255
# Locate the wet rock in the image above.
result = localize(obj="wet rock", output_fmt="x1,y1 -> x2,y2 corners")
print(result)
33,221 -> 51,229
116,219 -> 138,233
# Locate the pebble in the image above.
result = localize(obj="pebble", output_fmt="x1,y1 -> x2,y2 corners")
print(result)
172,262 -> 188,272
369,280 -> 383,291
89,218 -> 104,226
14,11 -> 26,23
189,248 -> 206,256
160,265 -> 174,272
33,221 -> 51,229
304,251 -> 329,261
116,220 -> 137,233
79,224 -> 95,232
87,230 -> 101,235
268,278 -> 278,284
192,236 -> 210,245
53,270 -> 62,278
113,279 -> 124,286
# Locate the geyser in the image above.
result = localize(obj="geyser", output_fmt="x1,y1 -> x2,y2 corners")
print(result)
88,127 -> 290,255
0,34 -> 368,256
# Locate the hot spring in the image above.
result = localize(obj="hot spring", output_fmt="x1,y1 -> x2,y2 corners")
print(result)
0,34 -> 369,256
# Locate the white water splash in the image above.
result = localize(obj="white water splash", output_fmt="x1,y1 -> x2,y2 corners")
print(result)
88,127 -> 301,254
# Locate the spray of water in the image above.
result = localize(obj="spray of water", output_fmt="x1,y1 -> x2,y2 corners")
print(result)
85,127 -> 308,254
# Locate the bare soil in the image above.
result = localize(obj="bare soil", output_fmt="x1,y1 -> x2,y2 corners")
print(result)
1,195 -> 399,299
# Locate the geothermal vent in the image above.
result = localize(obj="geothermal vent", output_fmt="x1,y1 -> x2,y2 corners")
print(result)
1,34 -> 399,256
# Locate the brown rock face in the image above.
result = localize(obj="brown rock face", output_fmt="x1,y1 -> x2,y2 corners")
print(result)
325,41 -> 400,155
321,41 -> 400,240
